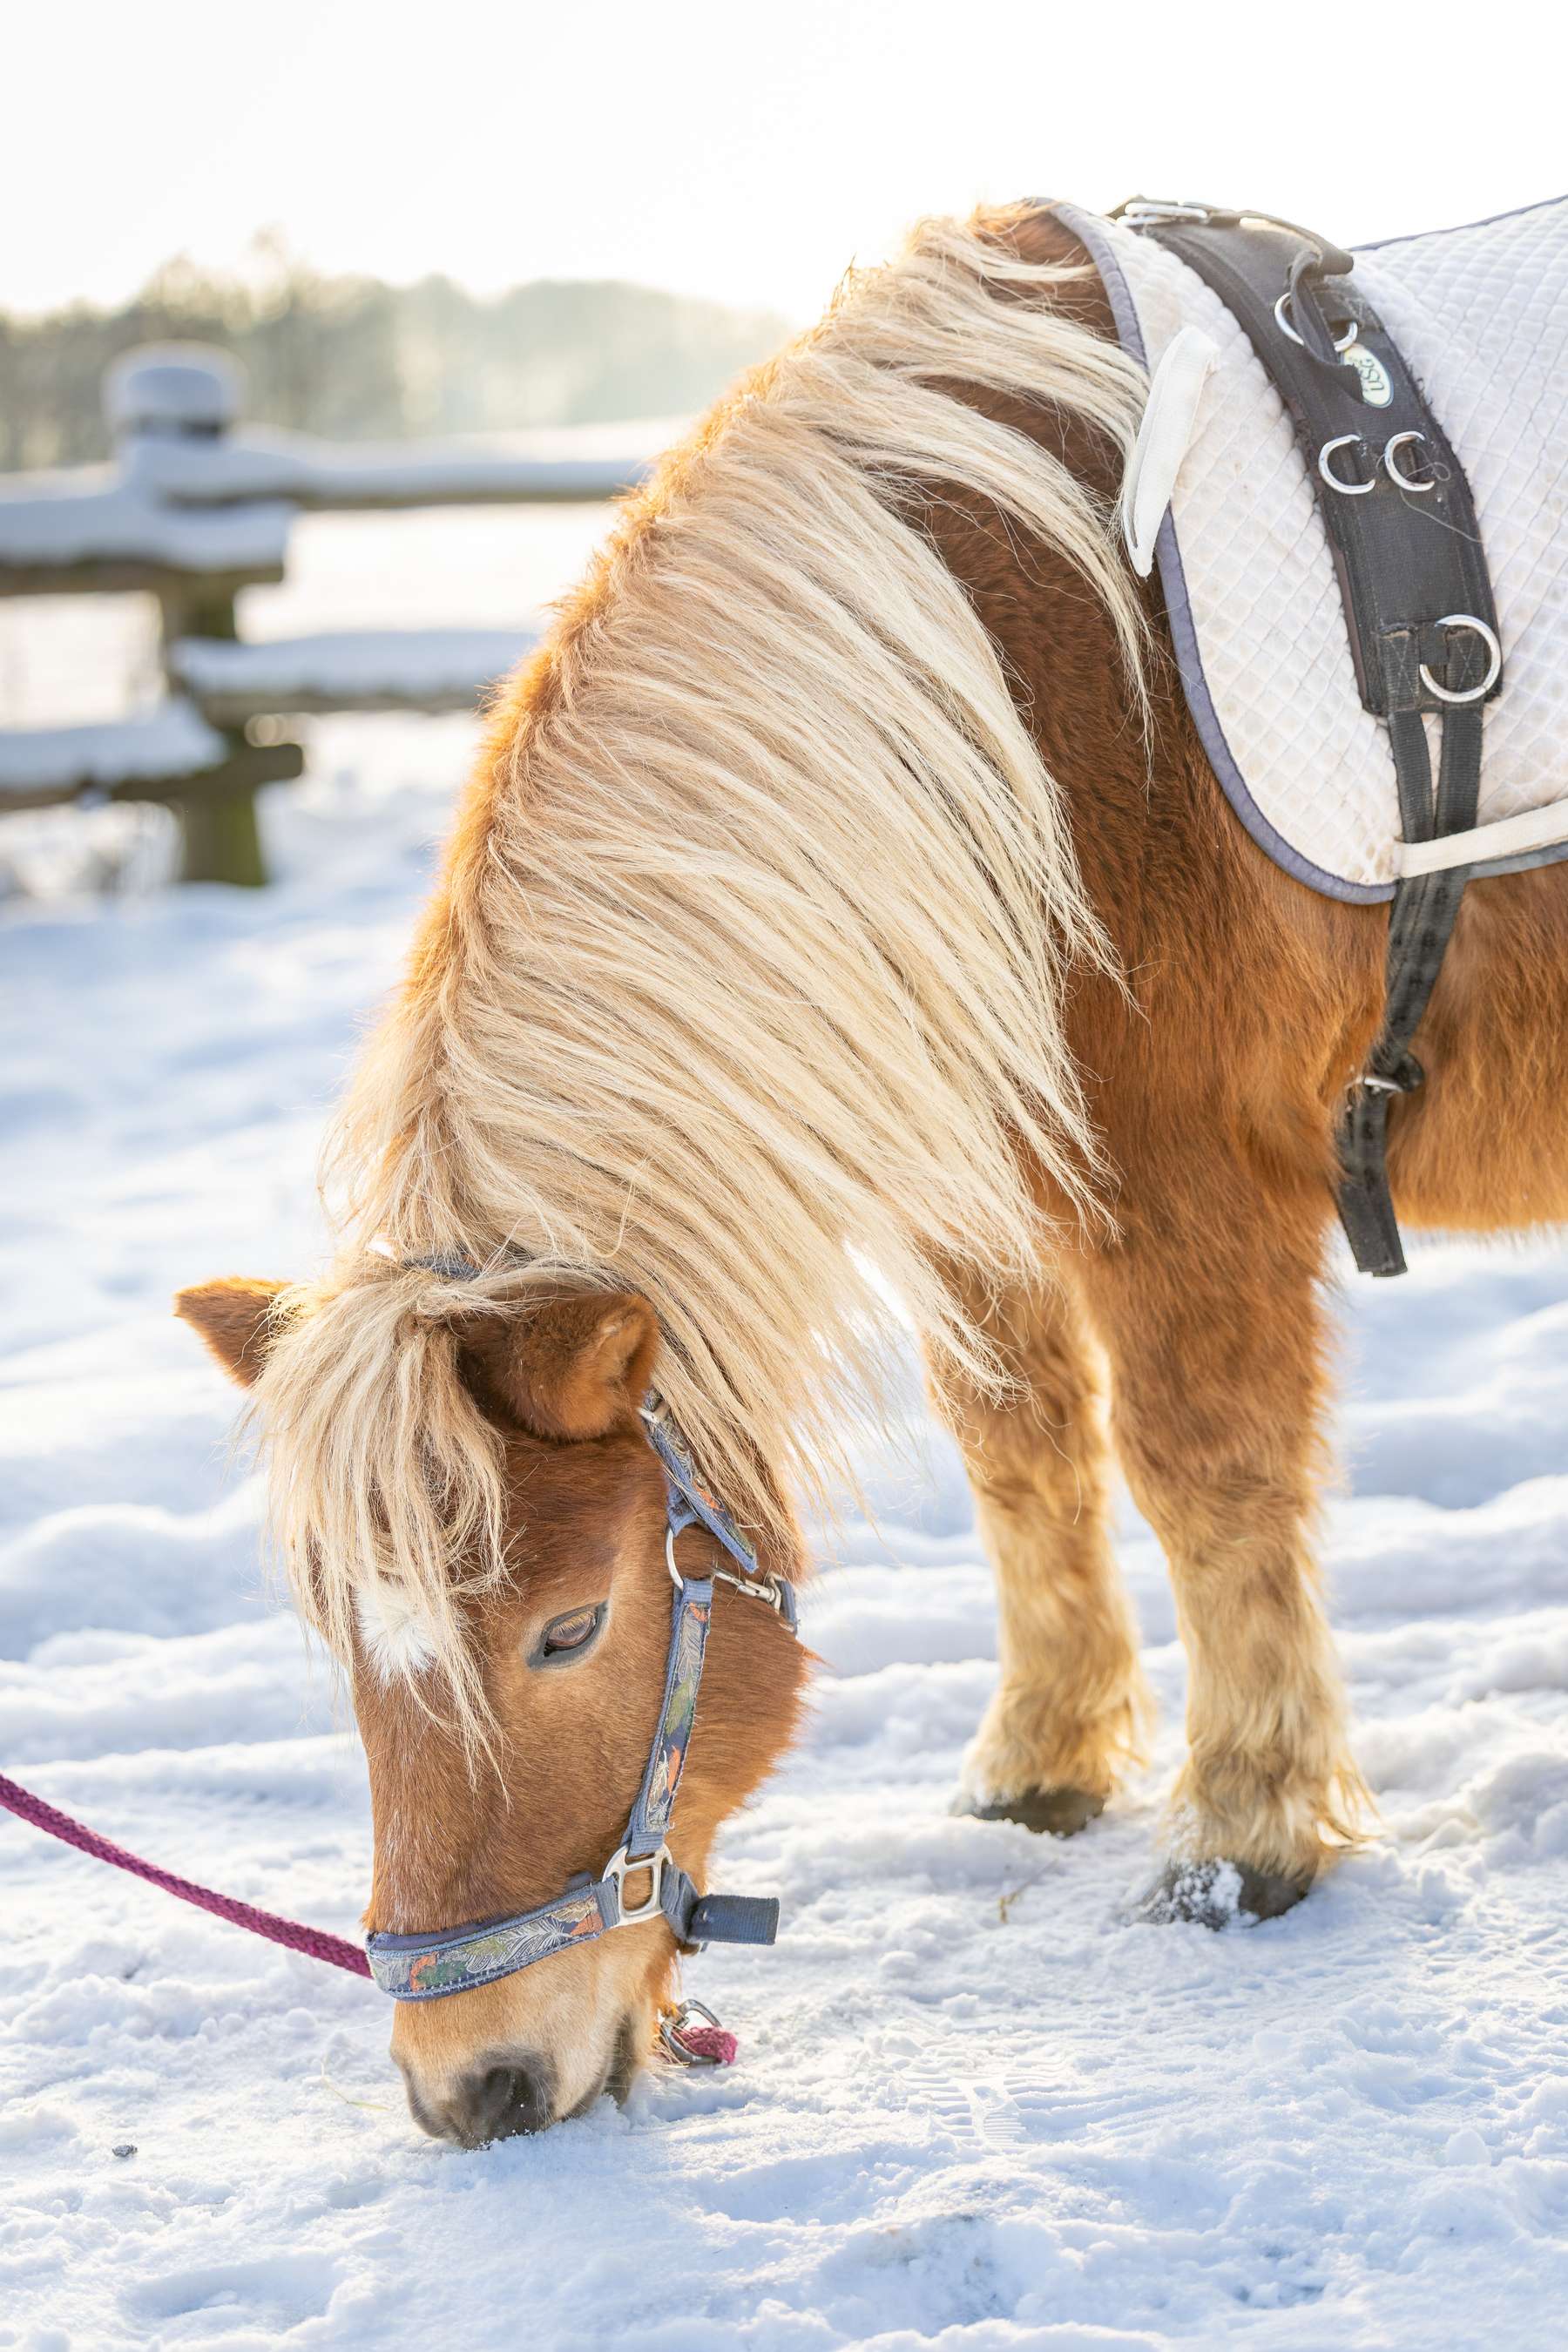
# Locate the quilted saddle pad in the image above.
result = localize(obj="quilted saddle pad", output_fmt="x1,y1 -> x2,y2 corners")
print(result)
1056,196 -> 1568,901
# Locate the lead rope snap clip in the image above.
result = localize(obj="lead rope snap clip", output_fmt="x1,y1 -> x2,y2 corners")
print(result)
660,1998 -> 738,2066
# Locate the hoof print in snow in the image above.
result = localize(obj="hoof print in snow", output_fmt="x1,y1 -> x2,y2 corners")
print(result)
959,1787 -> 1106,1838
1134,1857 -> 1313,1929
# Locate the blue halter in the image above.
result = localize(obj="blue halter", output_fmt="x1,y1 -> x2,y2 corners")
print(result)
365,1385 -> 798,2004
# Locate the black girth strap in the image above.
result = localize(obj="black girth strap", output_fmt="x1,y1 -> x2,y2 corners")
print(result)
1116,202 -> 1503,1274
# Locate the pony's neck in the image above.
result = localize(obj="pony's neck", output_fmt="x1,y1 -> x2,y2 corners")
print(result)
328,207 -> 1145,1551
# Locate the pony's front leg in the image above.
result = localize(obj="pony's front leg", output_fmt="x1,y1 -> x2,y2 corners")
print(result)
927,1277 -> 1151,1834
1079,1202 -> 1372,1916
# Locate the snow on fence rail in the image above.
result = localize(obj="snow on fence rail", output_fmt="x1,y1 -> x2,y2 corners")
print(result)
0,703 -> 292,816
166,629 -> 539,726
127,432 -> 645,514
0,345 -> 653,884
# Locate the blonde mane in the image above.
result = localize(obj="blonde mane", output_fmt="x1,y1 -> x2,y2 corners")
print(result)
255,209 -> 1148,1737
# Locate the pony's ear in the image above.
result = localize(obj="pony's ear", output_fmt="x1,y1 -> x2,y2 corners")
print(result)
461,1294 -> 659,1442
174,1277 -> 293,1388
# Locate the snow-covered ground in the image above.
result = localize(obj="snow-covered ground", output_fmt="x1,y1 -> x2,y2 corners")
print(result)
3,529 -> 1567,2349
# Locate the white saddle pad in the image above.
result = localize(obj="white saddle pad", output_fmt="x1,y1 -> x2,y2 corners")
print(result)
1057,197 -> 1568,900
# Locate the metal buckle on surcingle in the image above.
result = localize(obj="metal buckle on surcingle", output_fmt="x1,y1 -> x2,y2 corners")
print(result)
1361,1051 -> 1424,1098
1114,197 -> 1219,226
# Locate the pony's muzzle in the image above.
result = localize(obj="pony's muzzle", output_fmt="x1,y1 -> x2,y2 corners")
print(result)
407,2050 -> 559,2145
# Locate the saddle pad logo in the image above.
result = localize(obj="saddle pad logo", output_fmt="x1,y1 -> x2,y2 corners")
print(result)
1343,344 -> 1393,408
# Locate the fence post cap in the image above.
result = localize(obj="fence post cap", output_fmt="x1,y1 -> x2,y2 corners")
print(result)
106,344 -> 243,440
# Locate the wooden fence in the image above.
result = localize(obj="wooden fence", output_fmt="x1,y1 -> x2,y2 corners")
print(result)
0,346 -> 651,884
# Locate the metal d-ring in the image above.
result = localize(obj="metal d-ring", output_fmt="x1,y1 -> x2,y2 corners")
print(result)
1419,615 -> 1503,706
1274,292 -> 1359,352
1318,435 -> 1376,496
1384,430 -> 1436,492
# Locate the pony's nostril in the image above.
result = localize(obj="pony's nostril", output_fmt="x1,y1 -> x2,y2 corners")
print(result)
459,2058 -> 556,2143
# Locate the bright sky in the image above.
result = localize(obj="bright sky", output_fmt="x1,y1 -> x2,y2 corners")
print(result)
12,0 -> 1561,319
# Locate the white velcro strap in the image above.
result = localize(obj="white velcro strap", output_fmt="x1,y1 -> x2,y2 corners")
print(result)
1120,326 -> 1220,578
1396,797 -> 1568,877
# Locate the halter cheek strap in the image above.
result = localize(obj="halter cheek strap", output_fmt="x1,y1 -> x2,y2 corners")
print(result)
365,1387 -> 796,2004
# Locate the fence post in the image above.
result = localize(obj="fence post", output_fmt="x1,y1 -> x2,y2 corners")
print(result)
106,347 -> 269,887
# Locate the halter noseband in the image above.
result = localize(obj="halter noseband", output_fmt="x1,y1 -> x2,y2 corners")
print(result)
365,1276 -> 799,2004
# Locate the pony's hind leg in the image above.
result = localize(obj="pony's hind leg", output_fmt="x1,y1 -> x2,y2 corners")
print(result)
1078,1196 -> 1371,1919
928,1277 -> 1152,1833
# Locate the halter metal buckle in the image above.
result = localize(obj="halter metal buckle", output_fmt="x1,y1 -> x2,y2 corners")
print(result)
603,1842 -> 672,1928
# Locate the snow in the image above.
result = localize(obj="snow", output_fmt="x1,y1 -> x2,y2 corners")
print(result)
132,421 -> 660,511
0,699 -> 226,800
169,628 -> 537,714
105,348 -> 244,440
0,464 -> 291,577
3,595 -> 1568,2351
0,408 -> 664,577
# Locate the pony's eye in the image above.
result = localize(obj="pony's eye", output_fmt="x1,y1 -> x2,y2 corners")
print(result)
531,1603 -> 607,1667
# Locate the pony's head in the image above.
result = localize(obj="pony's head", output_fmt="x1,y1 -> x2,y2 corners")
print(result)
167,209 -> 1151,2144
175,1268 -> 807,2144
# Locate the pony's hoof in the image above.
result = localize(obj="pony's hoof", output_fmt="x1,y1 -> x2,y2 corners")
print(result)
959,1786 -> 1105,1838
1134,1856 -> 1313,1928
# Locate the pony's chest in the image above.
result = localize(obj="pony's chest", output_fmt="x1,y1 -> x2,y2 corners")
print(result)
1062,197 -> 1568,902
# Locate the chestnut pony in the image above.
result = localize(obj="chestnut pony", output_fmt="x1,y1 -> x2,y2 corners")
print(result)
177,206 -> 1568,2143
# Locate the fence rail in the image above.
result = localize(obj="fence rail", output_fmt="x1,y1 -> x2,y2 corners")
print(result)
0,344 -> 652,883
0,708 -> 301,818
165,629 -> 538,727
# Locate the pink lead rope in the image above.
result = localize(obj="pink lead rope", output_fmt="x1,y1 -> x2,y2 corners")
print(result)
0,1772 -> 738,2062
0,1771 -> 372,1977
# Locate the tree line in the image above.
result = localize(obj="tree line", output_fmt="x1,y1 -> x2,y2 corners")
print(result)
0,239 -> 794,470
